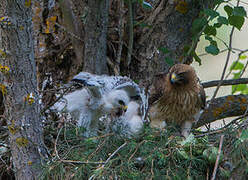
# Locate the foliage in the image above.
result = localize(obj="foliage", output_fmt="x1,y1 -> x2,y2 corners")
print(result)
34,123 -> 248,179
190,0 -> 247,64
229,53 -> 248,94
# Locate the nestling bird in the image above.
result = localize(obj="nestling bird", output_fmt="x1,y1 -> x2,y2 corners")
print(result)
51,72 -> 148,137
149,64 -> 206,137
111,101 -> 144,138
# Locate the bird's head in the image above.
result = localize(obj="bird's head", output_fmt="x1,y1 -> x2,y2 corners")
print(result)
103,90 -> 130,115
169,64 -> 196,86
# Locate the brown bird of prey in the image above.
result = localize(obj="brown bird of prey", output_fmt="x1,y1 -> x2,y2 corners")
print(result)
149,64 -> 206,137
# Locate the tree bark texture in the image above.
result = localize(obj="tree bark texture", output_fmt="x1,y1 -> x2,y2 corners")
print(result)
131,0 -> 202,86
1,0 -> 46,179
196,94 -> 248,128
83,0 -> 109,74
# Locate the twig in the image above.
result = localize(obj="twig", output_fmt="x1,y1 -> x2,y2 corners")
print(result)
225,48 -> 248,79
150,159 -> 154,179
54,126 -> 63,160
194,129 -> 225,138
60,159 -> 105,165
202,78 -> 248,88
210,0 -> 239,102
198,48 -> 228,57
104,142 -> 127,165
211,135 -> 224,180
89,142 -> 127,180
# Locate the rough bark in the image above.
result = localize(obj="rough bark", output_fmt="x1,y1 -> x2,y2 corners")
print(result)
196,94 -> 248,128
83,0 -> 109,74
132,0 -> 202,86
1,0 -> 46,179
59,0 -> 84,78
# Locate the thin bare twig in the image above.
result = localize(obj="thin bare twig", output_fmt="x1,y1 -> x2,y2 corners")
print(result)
54,126 -> 63,160
211,135 -> 224,180
89,142 -> 127,180
202,78 -> 248,88
60,159 -> 105,165
225,48 -> 248,79
210,0 -> 240,102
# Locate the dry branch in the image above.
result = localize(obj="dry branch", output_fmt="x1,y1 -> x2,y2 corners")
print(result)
202,78 -> 248,89
195,94 -> 248,128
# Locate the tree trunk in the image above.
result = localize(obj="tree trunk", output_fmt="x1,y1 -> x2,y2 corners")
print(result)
83,0 -> 109,74
1,0 -> 46,179
132,0 -> 202,86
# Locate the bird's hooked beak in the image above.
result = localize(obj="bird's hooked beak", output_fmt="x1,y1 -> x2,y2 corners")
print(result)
170,72 -> 188,85
122,105 -> 128,112
170,72 -> 179,84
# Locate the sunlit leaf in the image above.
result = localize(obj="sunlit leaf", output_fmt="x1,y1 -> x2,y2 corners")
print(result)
239,55 -> 247,60
230,61 -> 244,70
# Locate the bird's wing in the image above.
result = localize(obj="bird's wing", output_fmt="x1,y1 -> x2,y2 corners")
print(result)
112,77 -> 148,123
198,84 -> 206,110
71,72 -> 149,122
149,72 -> 167,105
194,84 -> 206,122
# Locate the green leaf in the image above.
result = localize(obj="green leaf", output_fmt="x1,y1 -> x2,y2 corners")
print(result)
180,133 -> 195,146
214,0 -> 224,5
239,55 -> 247,60
232,84 -> 247,93
191,17 -> 208,36
204,25 -> 217,36
158,47 -> 170,54
228,15 -> 245,30
205,44 -> 219,55
233,72 -> 241,79
177,150 -> 189,159
224,5 -> 233,17
233,6 -> 247,17
164,57 -> 174,66
217,16 -> 229,25
203,146 -> 223,164
213,23 -> 222,28
230,61 -> 244,70
205,35 -> 213,42
192,51 -> 202,65
203,9 -> 219,20
210,40 -> 218,47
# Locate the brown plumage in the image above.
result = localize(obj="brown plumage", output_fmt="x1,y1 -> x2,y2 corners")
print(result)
149,64 -> 206,137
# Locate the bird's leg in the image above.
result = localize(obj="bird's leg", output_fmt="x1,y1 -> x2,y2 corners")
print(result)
181,121 -> 193,138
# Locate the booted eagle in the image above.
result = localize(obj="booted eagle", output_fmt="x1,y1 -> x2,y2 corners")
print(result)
149,64 -> 206,137
51,72 -> 148,137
